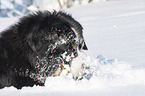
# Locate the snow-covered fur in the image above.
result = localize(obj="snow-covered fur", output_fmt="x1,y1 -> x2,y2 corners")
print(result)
0,11 -> 87,89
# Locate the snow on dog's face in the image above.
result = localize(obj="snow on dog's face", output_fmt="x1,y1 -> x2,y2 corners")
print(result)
28,11 -> 88,82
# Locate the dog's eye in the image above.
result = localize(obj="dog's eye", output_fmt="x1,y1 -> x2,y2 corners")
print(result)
73,44 -> 77,49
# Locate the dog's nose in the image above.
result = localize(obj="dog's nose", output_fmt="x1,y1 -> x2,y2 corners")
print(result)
79,42 -> 88,50
82,42 -> 88,50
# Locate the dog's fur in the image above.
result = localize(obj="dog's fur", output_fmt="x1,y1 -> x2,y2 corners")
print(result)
0,11 -> 87,89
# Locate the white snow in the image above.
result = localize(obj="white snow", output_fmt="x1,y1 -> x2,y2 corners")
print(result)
1,0 -> 14,9
1,0 -> 145,96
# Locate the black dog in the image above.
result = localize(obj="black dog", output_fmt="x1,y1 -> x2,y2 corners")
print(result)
0,11 -> 87,89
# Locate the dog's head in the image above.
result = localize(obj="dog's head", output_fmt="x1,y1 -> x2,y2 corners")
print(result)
26,11 -> 87,81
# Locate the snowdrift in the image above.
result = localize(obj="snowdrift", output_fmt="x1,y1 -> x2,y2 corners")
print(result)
1,0 -> 145,96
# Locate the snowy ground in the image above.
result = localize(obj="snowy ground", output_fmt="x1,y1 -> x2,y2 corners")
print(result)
1,0 -> 145,96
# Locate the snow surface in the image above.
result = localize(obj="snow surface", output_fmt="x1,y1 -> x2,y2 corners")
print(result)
1,0 -> 145,96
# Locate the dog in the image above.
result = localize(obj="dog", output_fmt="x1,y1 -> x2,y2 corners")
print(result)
0,11 -> 88,89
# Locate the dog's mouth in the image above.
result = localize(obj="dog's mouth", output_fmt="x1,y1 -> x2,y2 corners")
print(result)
51,42 -> 88,78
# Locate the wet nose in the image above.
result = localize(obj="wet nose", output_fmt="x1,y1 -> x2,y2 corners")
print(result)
79,42 -> 88,50
82,42 -> 88,50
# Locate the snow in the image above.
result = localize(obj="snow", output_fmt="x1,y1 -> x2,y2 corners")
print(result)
1,0 -> 145,95
1,0 -> 14,9
67,0 -> 145,67
33,0 -> 60,10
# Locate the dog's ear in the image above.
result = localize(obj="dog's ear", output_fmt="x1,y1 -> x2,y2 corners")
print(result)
26,22 -> 41,53
27,32 -> 37,52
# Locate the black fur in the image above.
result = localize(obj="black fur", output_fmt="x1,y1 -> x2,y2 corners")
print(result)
0,11 -> 87,89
